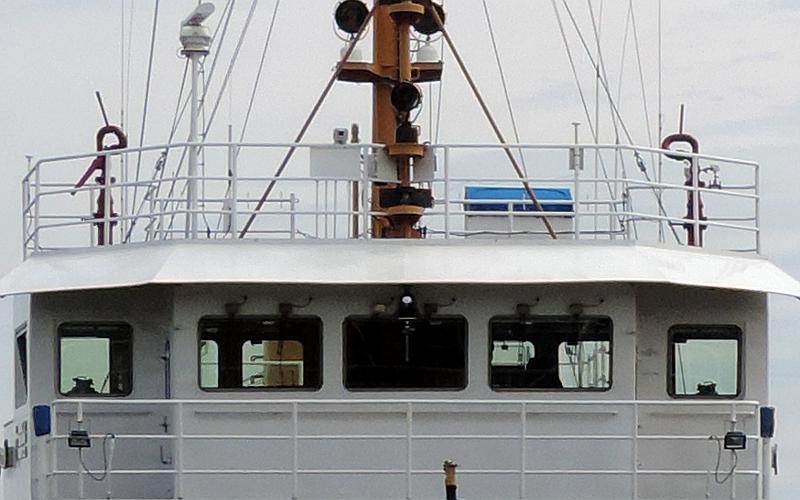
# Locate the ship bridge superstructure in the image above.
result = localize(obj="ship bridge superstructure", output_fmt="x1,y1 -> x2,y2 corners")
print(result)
2,1 -> 798,499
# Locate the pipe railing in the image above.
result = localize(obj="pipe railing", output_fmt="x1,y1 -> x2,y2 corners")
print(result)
22,142 -> 760,257
46,398 -> 766,500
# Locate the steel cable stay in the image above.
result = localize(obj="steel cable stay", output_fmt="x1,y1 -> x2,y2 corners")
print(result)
425,2 -> 558,240
162,0 -> 259,238
238,6 -> 377,238
214,0 -> 282,237
481,0 -> 529,177
125,0 -> 235,242
566,0 -> 680,243
135,0 -> 236,241
549,0 -> 626,233
129,0 -> 160,229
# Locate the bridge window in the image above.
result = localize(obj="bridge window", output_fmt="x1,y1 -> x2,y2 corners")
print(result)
199,316 -> 322,390
669,325 -> 742,398
344,316 -> 467,390
490,316 -> 612,391
15,328 -> 28,408
58,323 -> 133,397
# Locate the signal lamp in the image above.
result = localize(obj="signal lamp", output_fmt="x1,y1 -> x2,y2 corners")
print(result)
413,2 -> 445,36
391,82 -> 422,112
335,0 -> 369,35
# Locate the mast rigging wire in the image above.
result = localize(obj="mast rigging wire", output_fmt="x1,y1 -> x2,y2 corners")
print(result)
562,0 -> 679,242
425,2 -> 558,240
549,0 -> 624,231
130,0 -> 236,241
130,0 -> 160,219
203,0 -> 259,138
239,0 -> 282,143
481,0 -> 528,177
238,6 -> 377,238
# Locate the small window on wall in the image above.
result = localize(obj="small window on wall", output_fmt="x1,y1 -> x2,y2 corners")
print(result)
15,329 -> 28,408
344,316 -> 467,390
59,323 -> 133,397
199,316 -> 322,390
669,325 -> 742,398
490,316 -> 612,390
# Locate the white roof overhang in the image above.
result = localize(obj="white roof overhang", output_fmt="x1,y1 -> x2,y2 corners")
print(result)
1,240 -> 799,298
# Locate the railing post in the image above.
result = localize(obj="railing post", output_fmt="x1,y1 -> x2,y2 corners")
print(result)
176,402 -> 184,499
77,402 -> 85,499
289,193 -> 298,240
756,404 -> 764,500
443,147 -> 451,239
571,123 -> 583,240
754,163 -> 761,253
406,402 -> 413,500
33,164 -> 41,252
103,155 -> 112,246
50,404 -> 58,499
292,402 -> 299,500
691,157 -> 701,247
520,402 -> 527,499
632,401 -> 639,499
230,144 -> 239,238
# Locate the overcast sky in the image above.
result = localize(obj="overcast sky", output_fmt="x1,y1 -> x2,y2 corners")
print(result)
1,0 -> 800,498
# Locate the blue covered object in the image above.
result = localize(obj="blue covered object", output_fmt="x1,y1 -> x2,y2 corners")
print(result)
464,186 -> 573,212
760,406 -> 776,438
33,405 -> 51,436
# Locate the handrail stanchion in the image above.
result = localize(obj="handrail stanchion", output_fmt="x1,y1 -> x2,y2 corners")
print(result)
292,402 -> 299,500
406,402 -> 413,500
77,401 -> 85,499
33,164 -> 41,252
361,153 -> 369,239
290,193 -> 298,240
571,123 -> 582,240
50,404 -> 58,498
754,163 -> 761,253
692,155 -> 701,247
176,402 -> 184,498
444,147 -> 451,239
230,144 -> 239,238
103,156 -> 112,246
756,403 -> 764,500
632,401 -> 639,499
520,402 -> 527,499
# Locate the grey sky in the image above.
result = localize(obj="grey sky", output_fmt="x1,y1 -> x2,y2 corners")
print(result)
1,0 -> 799,497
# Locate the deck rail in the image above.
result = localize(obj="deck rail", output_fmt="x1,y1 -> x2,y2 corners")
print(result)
21,142 -> 760,257
46,398 -> 768,500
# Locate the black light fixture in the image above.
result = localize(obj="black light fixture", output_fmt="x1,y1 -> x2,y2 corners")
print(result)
335,0 -> 369,35
396,289 -> 420,320
413,2 -> 445,36
391,82 -> 422,113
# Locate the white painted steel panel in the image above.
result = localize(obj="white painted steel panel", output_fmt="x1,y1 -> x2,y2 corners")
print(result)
1,239 -> 799,297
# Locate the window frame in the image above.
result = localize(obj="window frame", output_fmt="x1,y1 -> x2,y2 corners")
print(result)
488,315 -> 613,393
342,315 -> 469,392
15,325 -> 28,408
197,315 -> 323,393
667,324 -> 744,399
57,322 -> 134,398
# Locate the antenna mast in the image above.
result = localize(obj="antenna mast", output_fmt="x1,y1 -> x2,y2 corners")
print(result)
336,0 -> 444,238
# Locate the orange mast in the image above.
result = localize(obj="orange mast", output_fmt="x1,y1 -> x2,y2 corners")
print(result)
337,1 -> 445,238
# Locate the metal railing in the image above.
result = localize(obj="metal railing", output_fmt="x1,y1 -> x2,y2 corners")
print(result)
21,142 -> 761,257
47,398 -> 767,500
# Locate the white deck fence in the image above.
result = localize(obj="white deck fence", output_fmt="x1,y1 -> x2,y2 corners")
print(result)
46,398 -> 768,500
21,142 -> 760,257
